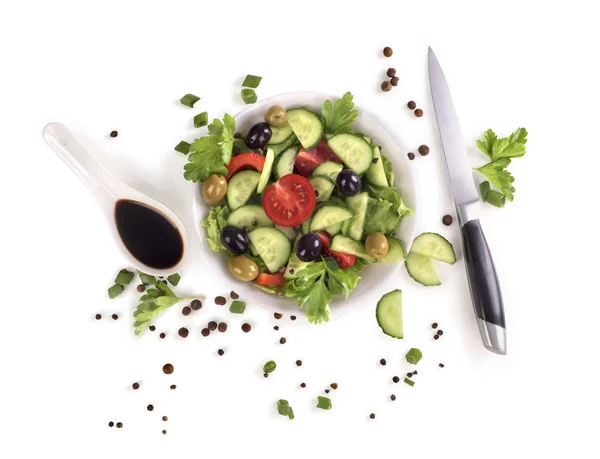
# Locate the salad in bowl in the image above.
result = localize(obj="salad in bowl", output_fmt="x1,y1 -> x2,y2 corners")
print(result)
188,92 -> 414,323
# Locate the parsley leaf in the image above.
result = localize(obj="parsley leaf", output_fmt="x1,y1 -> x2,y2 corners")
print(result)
201,205 -> 229,251
321,92 -> 358,136
207,113 -> 236,164
475,158 -> 515,201
476,129 -> 497,159
298,276 -> 333,324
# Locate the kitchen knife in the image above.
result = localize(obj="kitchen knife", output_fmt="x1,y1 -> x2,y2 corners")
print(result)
427,47 -> 507,355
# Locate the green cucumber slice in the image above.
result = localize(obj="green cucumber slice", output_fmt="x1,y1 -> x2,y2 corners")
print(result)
301,217 -> 311,235
327,134 -> 374,175
257,148 -> 275,194
405,251 -> 441,286
410,233 -> 456,264
286,108 -> 323,150
276,225 -> 297,239
363,136 -> 372,145
366,146 -> 389,187
330,235 -> 375,261
380,237 -> 406,263
268,122 -> 294,145
345,192 -> 369,241
248,227 -> 292,273
376,289 -> 403,339
324,221 -> 342,236
227,205 -> 274,228
226,170 -> 261,210
271,134 -> 298,156
341,219 -> 350,236
309,175 -> 335,203
312,161 -> 343,182
274,146 -> 298,179
309,205 -> 353,231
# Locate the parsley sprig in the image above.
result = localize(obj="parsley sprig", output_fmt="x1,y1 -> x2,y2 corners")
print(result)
321,92 -> 359,136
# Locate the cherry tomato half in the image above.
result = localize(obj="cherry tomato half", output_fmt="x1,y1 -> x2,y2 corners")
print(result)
316,231 -> 356,269
255,272 -> 286,286
294,140 -> 342,177
225,153 -> 266,181
262,174 -> 316,227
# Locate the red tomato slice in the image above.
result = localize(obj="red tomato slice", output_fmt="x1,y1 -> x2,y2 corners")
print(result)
262,174 -> 316,227
316,231 -> 356,269
294,140 -> 342,177
225,153 -> 266,181
256,272 -> 286,286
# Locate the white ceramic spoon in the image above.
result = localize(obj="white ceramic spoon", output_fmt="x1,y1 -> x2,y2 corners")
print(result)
42,122 -> 189,276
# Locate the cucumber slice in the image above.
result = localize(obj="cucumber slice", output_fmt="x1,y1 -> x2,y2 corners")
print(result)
410,233 -> 456,264
268,122 -> 294,145
405,251 -> 441,286
330,235 -> 375,261
376,289 -> 403,339
309,205 -> 353,231
363,136 -> 372,145
327,134 -> 374,175
286,108 -> 323,150
366,146 -> 389,187
312,161 -> 343,182
380,237 -> 406,263
309,175 -> 335,203
324,221 -> 342,236
248,227 -> 292,273
257,148 -> 275,194
341,219 -> 350,236
345,192 -> 369,241
227,205 -> 274,228
301,218 -> 311,234
276,225 -> 297,239
227,170 -> 261,210
271,134 -> 298,156
274,146 -> 298,179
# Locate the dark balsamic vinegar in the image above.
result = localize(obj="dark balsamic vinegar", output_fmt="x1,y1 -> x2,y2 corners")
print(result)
114,199 -> 183,270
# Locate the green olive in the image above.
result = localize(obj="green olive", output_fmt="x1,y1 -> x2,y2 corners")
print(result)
265,105 -> 287,128
228,255 -> 259,282
202,174 -> 227,205
365,232 -> 389,259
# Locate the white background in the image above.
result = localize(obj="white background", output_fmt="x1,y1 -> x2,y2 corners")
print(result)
1,1 -> 599,458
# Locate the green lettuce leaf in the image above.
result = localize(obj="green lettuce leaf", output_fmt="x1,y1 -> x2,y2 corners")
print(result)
364,198 -> 402,235
366,184 -> 412,218
201,205 -> 229,251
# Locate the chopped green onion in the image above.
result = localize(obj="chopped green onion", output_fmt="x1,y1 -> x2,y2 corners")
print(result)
114,269 -> 134,285
405,348 -> 423,365
193,112 -> 208,128
479,181 -> 491,199
277,399 -> 293,419
404,378 -> 415,387
137,271 -> 157,286
484,190 -> 506,208
146,288 -> 160,298
174,141 -> 191,154
229,300 -> 247,314
287,406 -> 295,420
263,361 -> 277,374
108,284 -> 123,299
241,89 -> 257,105
179,93 -> 200,108
242,74 -> 262,88
167,273 -> 181,286
316,396 -> 332,410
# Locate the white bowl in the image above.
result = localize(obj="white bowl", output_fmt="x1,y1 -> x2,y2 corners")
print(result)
192,92 -> 416,313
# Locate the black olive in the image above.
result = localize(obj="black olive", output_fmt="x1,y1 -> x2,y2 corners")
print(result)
245,122 -> 272,149
220,226 -> 249,255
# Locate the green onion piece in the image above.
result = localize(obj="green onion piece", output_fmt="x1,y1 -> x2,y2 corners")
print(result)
229,300 -> 247,314
174,141 -> 191,154
241,89 -> 257,105
479,181 -> 491,200
167,273 -> 181,286
194,112 -> 208,128
405,348 -> 423,365
484,190 -> 506,208
263,361 -> 277,374
179,93 -> 200,108
287,407 -> 295,420
316,396 -> 332,410
137,271 -> 157,286
108,284 -> 123,299
404,378 -> 415,387
146,288 -> 160,298
277,399 -> 292,417
242,74 -> 262,88
114,269 -> 134,285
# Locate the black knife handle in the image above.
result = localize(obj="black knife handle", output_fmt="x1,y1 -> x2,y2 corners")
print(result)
461,220 -> 505,328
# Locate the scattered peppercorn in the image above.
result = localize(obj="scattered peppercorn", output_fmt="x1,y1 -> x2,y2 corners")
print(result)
418,145 -> 430,156
279,337 -> 287,345
110,130 -> 118,138
159,332 -> 166,339
290,316 -> 296,321
381,81 -> 392,92
230,291 -> 239,300
111,314 -> 118,320
413,371 -> 418,375
95,314 -> 102,320
136,284 -> 145,293
215,296 -> 226,305
390,394 -> 396,401
162,416 -> 168,421
215,322 -> 226,333
147,404 -> 154,411
383,46 -> 393,57
370,413 -> 376,419
178,327 -> 189,338
108,421 -> 114,427
182,306 -> 191,316
407,372 -> 413,378
276,290 -> 284,297
442,215 -> 453,226
162,363 -> 174,375
437,330 -> 444,336
263,373 -> 268,378
392,376 -> 400,383
274,326 -> 279,331
170,384 -> 176,390
296,360 -> 302,367
242,323 -> 252,333
217,349 -> 224,356
331,383 -> 338,390
380,358 -> 387,366
414,108 -> 423,117
407,100 -> 416,110
116,422 -> 123,428
190,299 -> 202,310
201,328 -> 210,337
132,382 -> 140,390
162,430 -> 167,435
300,383 -> 306,388
149,325 -> 156,332
439,363 -> 445,368
432,322 -> 438,329
407,152 -> 415,160
325,389 -> 330,394
274,313 -> 283,319
434,335 -> 440,340
386,68 -> 396,78
208,321 -> 217,331
391,76 -> 399,86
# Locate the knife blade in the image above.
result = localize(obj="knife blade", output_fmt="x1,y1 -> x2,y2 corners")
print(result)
428,47 -> 507,355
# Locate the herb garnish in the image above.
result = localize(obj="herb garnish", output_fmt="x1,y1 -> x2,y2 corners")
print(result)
321,92 -> 358,136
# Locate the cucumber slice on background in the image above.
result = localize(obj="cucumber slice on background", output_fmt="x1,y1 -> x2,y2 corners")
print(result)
324,221 -> 343,236
345,192 -> 369,241
276,225 -> 297,239
301,217 -> 311,235
330,235 -> 375,261
366,146 -> 389,187
327,134 -> 373,175
405,251 -> 441,286
341,219 -> 350,236
410,233 -> 456,264
248,227 -> 292,273
309,175 -> 335,203
268,123 -> 294,145
286,108 -> 324,150
274,146 -> 298,179
271,134 -> 298,156
227,205 -> 274,228
376,289 -> 403,339
312,161 -> 343,182
309,205 -> 353,231
380,237 -> 406,263
227,170 -> 261,210
257,148 -> 275,194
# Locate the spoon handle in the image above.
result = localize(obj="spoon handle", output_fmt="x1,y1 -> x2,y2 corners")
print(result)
42,122 -> 120,209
